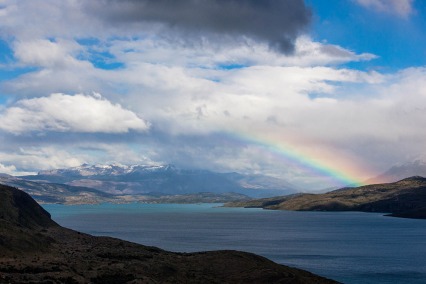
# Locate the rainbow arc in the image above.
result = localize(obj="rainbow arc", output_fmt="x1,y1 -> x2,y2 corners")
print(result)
225,131 -> 365,187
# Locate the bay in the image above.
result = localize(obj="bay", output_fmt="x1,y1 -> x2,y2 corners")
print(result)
43,203 -> 426,284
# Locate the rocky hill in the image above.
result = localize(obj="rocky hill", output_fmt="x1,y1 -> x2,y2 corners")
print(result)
226,176 -> 426,219
0,184 -> 337,283
0,184 -> 58,256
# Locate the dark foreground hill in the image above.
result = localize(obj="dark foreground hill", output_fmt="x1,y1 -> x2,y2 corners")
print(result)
226,176 -> 426,219
0,184 -> 336,283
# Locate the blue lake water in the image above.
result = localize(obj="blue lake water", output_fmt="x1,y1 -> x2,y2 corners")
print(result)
42,203 -> 426,284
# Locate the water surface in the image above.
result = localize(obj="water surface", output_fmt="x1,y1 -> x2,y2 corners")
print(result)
43,203 -> 426,284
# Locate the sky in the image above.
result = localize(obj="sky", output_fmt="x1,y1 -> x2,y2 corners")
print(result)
0,0 -> 425,190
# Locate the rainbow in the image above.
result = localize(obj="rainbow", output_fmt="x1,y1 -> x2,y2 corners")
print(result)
222,131 -> 365,187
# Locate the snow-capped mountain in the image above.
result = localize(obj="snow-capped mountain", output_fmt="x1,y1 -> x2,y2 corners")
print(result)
367,159 -> 426,184
38,163 -> 170,178
21,164 -> 298,198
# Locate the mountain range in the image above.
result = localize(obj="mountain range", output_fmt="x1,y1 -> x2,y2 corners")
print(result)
19,163 -> 298,198
3,159 -> 426,205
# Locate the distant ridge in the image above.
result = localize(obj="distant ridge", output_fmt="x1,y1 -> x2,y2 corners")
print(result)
367,160 -> 426,184
226,176 -> 426,219
19,163 -> 298,197
0,175 -> 252,205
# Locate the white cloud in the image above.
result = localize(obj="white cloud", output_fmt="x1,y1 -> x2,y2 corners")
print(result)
0,93 -> 150,134
0,163 -> 18,175
128,65 -> 384,135
355,0 -> 414,18
1,35 -> 377,99
278,36 -> 377,66
0,142 -> 163,175
13,39 -> 85,68
0,147 -> 83,174
0,0 -> 100,40
107,36 -> 376,68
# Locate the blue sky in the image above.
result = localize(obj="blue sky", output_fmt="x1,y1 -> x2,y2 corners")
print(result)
0,0 -> 425,190
308,0 -> 426,71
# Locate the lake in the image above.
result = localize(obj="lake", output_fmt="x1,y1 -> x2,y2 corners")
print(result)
42,203 -> 426,284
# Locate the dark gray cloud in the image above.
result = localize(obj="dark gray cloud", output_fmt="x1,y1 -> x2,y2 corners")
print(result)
87,0 -> 311,53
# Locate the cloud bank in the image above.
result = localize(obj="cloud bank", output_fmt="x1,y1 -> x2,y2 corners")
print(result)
0,93 -> 150,134
85,0 -> 311,53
